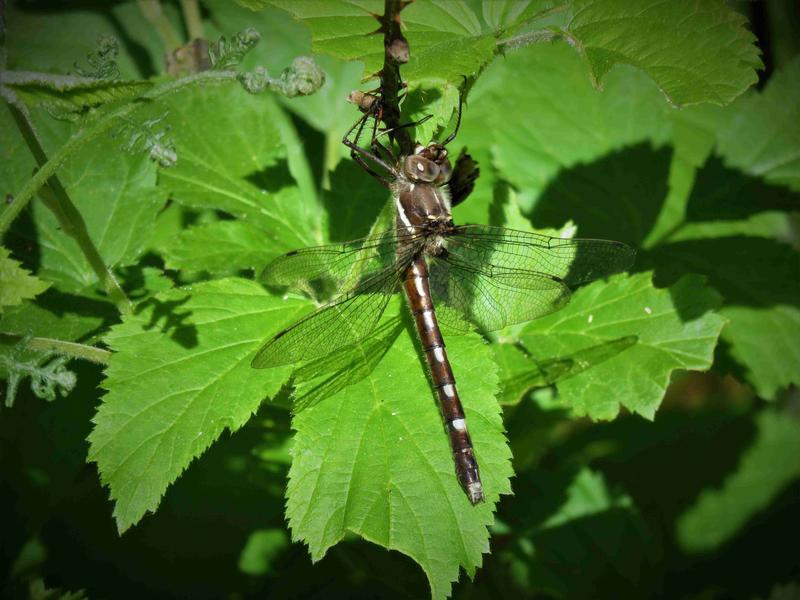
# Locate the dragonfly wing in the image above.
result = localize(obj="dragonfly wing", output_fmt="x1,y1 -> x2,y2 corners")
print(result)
429,253 -> 571,332
446,225 -> 635,285
252,261 -> 407,368
261,228 -> 423,298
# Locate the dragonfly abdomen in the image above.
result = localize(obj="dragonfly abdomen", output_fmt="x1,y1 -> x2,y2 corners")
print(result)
402,257 -> 484,505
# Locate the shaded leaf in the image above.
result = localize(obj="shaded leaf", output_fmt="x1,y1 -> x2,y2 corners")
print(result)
89,278 -> 308,532
163,220 -> 275,275
4,109 -> 165,292
716,55 -> 800,191
459,43 -> 673,199
519,273 -> 725,420
677,408 -> 800,553
4,2 -> 169,78
648,235 -> 800,399
500,467 -> 657,599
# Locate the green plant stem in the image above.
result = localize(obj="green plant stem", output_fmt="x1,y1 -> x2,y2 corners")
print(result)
322,131 -> 341,190
0,68 -> 240,236
180,0 -> 205,41
3,98 -> 134,314
138,0 -> 182,51
0,333 -> 111,364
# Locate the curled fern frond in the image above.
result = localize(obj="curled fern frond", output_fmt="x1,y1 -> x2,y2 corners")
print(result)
0,335 -> 77,408
116,114 -> 177,167
238,56 -> 325,97
74,35 -> 121,80
209,27 -> 261,71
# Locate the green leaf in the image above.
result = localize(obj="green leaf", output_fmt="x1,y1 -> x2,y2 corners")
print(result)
4,109 -> 165,292
163,220 -> 275,274
0,247 -> 50,312
519,273 -> 726,420
267,0 -> 497,83
541,0 -> 762,107
459,43 -> 673,199
494,335 -> 638,407
500,467 -> 655,599
2,70 -> 152,116
4,2 -> 172,78
0,288 -> 113,379
267,0 -> 758,107
88,278 -> 308,532
286,300 -> 512,600
156,83 -> 324,251
677,408 -> 800,553
648,233 -> 800,399
716,56 -> 800,191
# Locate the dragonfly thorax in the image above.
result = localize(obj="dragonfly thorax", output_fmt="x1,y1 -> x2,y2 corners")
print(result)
394,143 -> 455,231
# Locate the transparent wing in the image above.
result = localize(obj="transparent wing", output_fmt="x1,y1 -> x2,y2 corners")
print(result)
429,225 -> 634,331
262,227 -> 425,299
252,260 -> 407,368
446,225 -> 635,285
430,253 -> 571,332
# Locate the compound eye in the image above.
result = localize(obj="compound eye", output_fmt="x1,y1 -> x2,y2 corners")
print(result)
404,155 -> 440,183
434,158 -> 452,185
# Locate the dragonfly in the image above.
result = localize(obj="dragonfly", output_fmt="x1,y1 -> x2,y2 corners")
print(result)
252,89 -> 635,505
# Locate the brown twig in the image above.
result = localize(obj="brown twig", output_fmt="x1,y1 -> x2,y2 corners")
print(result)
377,0 -> 412,155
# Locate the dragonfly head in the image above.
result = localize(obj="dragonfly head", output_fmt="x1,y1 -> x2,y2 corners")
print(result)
404,143 -> 452,186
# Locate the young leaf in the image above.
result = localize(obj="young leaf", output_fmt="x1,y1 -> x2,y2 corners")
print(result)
0,247 -> 50,312
286,301 -> 513,600
89,278 -> 309,532
677,408 -> 800,553
519,273 -> 726,420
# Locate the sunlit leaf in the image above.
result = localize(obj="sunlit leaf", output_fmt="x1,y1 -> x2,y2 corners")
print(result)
519,273 -> 725,420
0,247 -> 50,313
89,278 -> 307,532
287,299 -> 512,600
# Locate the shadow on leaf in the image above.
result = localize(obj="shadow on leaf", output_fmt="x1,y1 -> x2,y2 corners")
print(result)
644,236 -> 800,310
322,159 -> 387,242
500,336 -> 639,407
244,158 -> 294,194
531,143 -> 671,246
684,156 -> 799,222
136,295 -> 198,348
